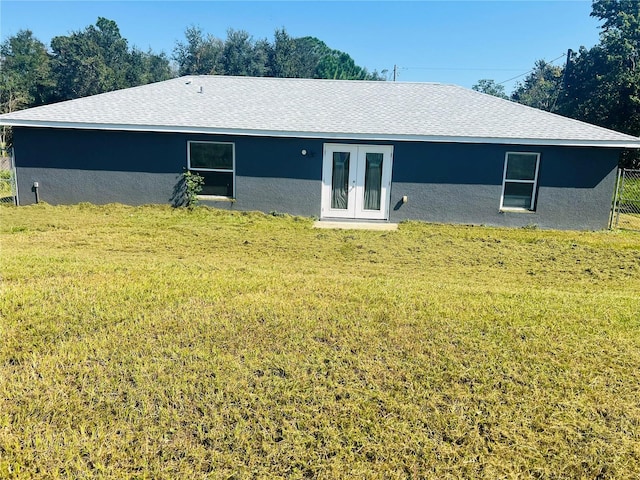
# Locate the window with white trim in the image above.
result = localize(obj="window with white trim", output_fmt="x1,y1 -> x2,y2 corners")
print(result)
187,141 -> 235,197
500,152 -> 540,211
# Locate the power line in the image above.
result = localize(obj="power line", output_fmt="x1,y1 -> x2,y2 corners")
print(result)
399,66 -> 529,72
496,53 -> 567,85
391,53 -> 568,84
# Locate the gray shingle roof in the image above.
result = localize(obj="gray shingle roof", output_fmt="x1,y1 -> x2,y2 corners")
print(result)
1,75 -> 639,147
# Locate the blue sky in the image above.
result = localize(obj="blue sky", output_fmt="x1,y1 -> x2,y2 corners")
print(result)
1,1 -> 602,93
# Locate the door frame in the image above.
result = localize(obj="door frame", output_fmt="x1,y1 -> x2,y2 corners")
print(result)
321,143 -> 394,220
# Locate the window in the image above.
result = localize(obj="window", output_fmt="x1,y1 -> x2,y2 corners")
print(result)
187,141 -> 234,197
500,152 -> 540,211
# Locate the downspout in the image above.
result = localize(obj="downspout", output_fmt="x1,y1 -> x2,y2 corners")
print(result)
33,181 -> 40,204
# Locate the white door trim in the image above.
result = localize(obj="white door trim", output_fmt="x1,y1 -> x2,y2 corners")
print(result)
321,143 -> 394,220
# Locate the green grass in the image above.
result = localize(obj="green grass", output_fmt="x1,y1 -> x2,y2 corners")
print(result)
618,212 -> 640,230
0,170 -> 13,200
621,175 -> 640,198
616,175 -> 640,230
1,204 -> 639,479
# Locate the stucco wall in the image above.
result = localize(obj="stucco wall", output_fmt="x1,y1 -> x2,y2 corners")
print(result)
388,142 -> 619,230
13,128 -> 324,215
13,127 -> 619,230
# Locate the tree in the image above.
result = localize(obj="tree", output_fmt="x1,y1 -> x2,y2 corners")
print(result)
0,20 -> 174,150
50,17 -> 172,101
174,27 -> 270,77
268,29 -> 319,78
511,60 -> 564,112
561,2 -> 639,134
472,79 -> 508,99
173,26 -> 223,75
129,48 -> 174,85
268,33 -> 375,79
221,29 -> 268,76
476,2 -> 639,167
0,30 -> 54,151
315,49 -> 376,80
50,18 -> 129,100
173,26 -> 383,81
559,0 -> 640,167
0,30 -> 53,108
292,36 -> 331,77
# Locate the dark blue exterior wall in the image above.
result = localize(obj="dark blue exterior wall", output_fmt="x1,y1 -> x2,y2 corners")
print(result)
13,127 -> 325,216
13,127 -> 619,230
389,142 -> 619,230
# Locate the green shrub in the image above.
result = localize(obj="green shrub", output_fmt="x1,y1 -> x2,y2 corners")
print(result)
183,170 -> 204,208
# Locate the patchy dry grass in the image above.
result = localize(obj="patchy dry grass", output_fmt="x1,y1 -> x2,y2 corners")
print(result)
1,204 -> 639,479
618,213 -> 640,231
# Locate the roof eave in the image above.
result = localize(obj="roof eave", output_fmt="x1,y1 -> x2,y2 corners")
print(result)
3,119 -> 640,149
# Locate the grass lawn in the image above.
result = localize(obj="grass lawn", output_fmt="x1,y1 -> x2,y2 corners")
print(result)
618,212 -> 640,231
0,170 -> 14,203
616,173 -> 640,230
1,204 -> 639,479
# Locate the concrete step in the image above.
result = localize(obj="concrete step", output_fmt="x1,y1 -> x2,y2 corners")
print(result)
313,220 -> 398,231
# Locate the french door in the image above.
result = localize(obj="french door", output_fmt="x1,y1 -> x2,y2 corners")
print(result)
321,144 -> 393,220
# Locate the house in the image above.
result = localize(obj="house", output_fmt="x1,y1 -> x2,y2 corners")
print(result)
1,75 -> 639,230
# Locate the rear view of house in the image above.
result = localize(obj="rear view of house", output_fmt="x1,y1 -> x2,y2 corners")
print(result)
1,75 -> 639,229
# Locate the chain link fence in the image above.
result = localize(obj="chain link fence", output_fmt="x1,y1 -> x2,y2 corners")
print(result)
0,151 -> 17,205
611,169 -> 640,231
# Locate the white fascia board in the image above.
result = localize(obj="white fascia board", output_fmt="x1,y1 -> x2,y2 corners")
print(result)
3,119 -> 640,149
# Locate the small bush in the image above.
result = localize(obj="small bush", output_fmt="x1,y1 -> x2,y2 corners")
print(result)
183,170 -> 204,208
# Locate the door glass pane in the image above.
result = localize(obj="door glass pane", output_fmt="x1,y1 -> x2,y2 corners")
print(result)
363,153 -> 383,210
506,153 -> 537,180
503,182 -> 534,209
331,152 -> 350,209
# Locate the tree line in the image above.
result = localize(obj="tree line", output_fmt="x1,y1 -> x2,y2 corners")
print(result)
0,17 -> 384,148
0,18 -> 383,150
473,0 -> 639,168
0,18 -> 382,114
1,1 -> 638,166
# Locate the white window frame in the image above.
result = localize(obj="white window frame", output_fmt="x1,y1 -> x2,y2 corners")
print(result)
500,152 -> 540,212
187,141 -> 235,200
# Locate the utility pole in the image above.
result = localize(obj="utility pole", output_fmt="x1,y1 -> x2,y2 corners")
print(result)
551,49 -> 573,113
563,49 -> 573,89
393,64 -> 397,82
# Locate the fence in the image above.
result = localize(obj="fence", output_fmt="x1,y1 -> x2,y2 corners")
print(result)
0,151 -> 17,205
611,168 -> 640,230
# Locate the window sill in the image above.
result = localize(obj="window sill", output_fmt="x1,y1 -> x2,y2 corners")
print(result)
197,195 -> 236,203
499,207 -> 536,214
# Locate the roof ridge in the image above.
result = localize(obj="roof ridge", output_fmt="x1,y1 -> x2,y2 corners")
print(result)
182,74 -> 455,87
